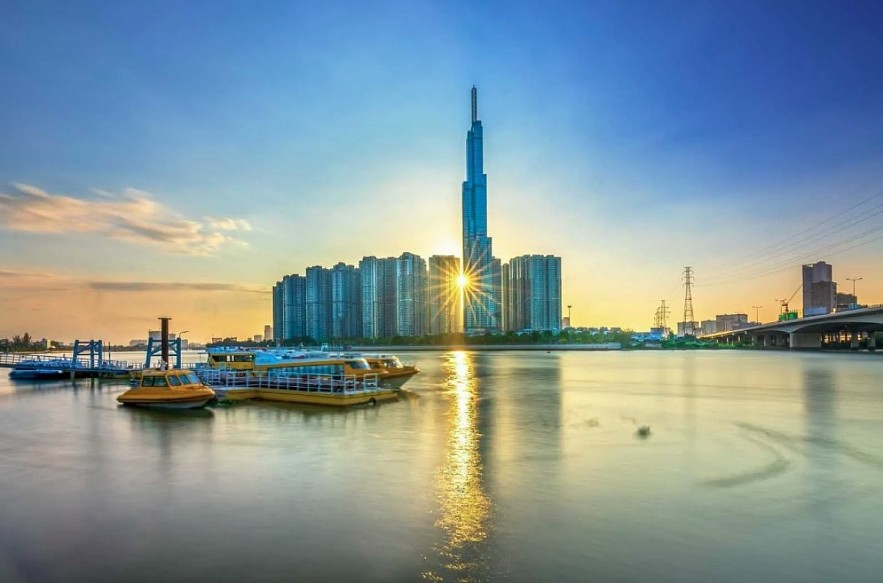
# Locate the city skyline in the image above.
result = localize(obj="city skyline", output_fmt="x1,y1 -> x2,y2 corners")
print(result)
3,2 -> 883,343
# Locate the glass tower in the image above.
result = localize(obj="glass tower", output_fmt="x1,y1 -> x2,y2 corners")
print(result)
462,86 -> 499,334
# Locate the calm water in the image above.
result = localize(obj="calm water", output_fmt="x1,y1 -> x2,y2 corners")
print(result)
1,350 -> 882,582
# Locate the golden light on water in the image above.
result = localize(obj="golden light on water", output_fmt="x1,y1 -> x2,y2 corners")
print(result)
424,350 -> 491,579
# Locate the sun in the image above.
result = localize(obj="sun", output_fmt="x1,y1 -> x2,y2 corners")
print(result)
456,274 -> 469,289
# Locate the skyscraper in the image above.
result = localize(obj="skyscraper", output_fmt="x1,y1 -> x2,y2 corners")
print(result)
503,255 -> 562,332
428,255 -> 462,335
396,252 -> 428,336
331,262 -> 362,339
462,86 -> 499,334
359,256 -> 398,339
305,266 -> 332,342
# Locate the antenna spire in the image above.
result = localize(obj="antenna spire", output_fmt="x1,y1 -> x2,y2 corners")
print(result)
471,85 -> 478,123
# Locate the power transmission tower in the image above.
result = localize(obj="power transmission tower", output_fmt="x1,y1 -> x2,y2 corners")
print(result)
655,299 -> 671,335
682,267 -> 695,336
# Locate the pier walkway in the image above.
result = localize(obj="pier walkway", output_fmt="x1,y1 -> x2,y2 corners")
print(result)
0,352 -> 144,378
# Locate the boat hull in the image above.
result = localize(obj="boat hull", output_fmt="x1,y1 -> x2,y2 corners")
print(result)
378,370 -> 419,390
9,369 -> 67,380
119,398 -> 214,409
217,387 -> 398,407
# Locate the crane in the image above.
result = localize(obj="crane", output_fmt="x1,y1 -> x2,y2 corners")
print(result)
776,284 -> 802,320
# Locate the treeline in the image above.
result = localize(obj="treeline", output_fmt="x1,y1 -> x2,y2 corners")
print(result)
0,333 -> 56,352
242,329 -> 635,349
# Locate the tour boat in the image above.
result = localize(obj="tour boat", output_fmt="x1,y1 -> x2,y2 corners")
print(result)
117,367 -> 215,409
204,347 -> 419,390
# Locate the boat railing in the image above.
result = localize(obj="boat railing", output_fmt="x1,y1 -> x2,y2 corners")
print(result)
196,369 -> 380,394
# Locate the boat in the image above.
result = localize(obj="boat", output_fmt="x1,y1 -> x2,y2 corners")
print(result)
9,368 -> 67,380
117,367 -> 216,409
198,367 -> 398,407
203,347 -> 419,390
357,353 -> 420,389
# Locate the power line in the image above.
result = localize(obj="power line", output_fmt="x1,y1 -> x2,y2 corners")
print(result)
703,202 -> 883,282
713,186 -> 883,272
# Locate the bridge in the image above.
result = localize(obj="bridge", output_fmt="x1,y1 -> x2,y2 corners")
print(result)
701,305 -> 883,349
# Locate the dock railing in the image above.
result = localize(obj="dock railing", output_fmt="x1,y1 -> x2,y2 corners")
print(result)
0,352 -> 144,373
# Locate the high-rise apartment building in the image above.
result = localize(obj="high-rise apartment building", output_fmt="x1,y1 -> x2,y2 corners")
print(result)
272,281 -> 283,342
802,261 -> 836,316
462,86 -> 499,334
283,274 -> 306,340
272,274 -> 306,342
503,255 -> 562,332
396,252 -> 428,336
428,255 -> 462,335
306,266 -> 332,342
331,262 -> 362,339
359,256 -> 398,339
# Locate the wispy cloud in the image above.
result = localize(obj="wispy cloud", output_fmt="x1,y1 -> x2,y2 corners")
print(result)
0,183 -> 252,255
88,281 -> 268,294
0,269 -> 267,294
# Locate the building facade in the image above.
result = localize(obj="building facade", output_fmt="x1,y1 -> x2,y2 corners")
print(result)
802,261 -> 836,316
305,266 -> 332,342
331,262 -> 362,339
503,255 -> 562,332
428,255 -> 462,335
462,86 -> 500,334
715,313 -> 748,332
272,275 -> 306,342
359,256 -> 399,339
396,252 -> 428,336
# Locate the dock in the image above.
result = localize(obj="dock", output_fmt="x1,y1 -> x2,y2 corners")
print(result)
1,339 -> 144,379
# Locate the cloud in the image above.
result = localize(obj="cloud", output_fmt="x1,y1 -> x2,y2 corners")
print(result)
0,269 -> 78,291
0,183 -> 251,255
0,269 -> 268,294
205,217 -> 252,231
87,281 -> 268,294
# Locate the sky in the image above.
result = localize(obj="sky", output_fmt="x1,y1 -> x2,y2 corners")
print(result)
2,0 -> 883,343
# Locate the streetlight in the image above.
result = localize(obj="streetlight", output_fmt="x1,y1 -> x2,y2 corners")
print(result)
752,305 -> 762,324
846,277 -> 862,300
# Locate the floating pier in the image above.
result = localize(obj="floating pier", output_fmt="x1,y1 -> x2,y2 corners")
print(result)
1,339 -> 144,379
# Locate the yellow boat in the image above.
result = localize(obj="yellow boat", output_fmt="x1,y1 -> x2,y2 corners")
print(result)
197,366 -> 398,407
361,354 -> 420,389
118,368 -> 216,409
205,347 -> 419,390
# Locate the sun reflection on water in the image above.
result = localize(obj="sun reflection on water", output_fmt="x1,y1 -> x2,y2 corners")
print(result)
423,351 -> 491,581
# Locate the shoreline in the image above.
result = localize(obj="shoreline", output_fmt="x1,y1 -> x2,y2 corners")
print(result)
349,343 -> 622,352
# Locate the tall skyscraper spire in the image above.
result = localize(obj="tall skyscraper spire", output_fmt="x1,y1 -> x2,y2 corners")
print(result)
462,85 -> 499,334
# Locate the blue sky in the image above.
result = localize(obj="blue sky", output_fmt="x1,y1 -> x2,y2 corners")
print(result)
2,0 -> 883,341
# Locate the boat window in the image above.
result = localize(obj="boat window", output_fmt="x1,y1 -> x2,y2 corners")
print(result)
346,360 -> 370,370
186,373 -> 200,385
144,376 -> 168,387
141,376 -> 154,387
177,374 -> 192,385
168,375 -> 182,386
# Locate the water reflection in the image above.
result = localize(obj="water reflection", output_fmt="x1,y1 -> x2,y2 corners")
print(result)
424,351 -> 491,581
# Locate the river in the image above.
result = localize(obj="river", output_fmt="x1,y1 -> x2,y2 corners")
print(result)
0,350 -> 881,582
